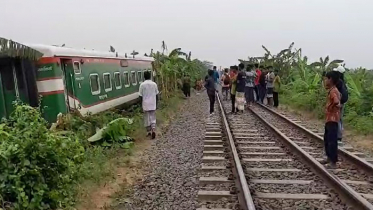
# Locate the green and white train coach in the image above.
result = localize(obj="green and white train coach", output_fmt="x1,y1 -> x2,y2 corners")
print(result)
0,41 -> 154,123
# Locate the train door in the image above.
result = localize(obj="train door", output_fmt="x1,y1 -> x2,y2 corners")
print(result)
0,59 -> 17,117
61,59 -> 77,110
14,59 -> 28,104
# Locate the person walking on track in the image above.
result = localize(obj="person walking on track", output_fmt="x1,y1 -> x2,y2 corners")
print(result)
182,74 -> 191,98
273,71 -> 281,108
258,68 -> 267,104
205,69 -> 216,115
221,68 -> 230,101
235,63 -> 246,113
266,66 -> 275,106
213,66 -> 220,93
254,64 -> 261,102
245,64 -> 256,108
333,65 -> 348,144
320,71 -> 341,169
139,71 -> 159,139
230,66 -> 238,113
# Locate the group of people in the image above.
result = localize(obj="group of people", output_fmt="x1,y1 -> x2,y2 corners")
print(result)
137,62 -> 348,164
205,63 -> 281,115
203,63 -> 348,169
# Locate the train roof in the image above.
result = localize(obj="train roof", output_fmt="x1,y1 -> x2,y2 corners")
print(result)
25,44 -> 154,61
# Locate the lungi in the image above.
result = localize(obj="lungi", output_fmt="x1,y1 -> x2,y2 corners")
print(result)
235,92 -> 245,111
144,110 -> 156,132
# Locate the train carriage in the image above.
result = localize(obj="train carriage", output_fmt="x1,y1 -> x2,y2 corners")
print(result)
0,40 -> 154,122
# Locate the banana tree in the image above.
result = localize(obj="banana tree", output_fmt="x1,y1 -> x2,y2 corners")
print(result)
310,56 -> 344,73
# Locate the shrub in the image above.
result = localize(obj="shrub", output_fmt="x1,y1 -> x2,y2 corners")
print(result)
0,104 -> 85,210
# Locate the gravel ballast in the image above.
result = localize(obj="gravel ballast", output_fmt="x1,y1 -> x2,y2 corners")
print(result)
116,92 -> 208,210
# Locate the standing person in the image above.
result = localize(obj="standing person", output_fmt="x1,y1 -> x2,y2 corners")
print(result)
230,66 -> 238,113
182,74 -> 191,98
139,71 -> 159,139
273,71 -> 281,108
266,66 -> 275,106
254,64 -> 261,102
333,66 -> 348,144
245,64 -> 256,107
320,71 -> 341,168
258,69 -> 267,104
213,66 -> 220,93
235,63 -> 246,113
221,68 -> 230,100
205,70 -> 216,115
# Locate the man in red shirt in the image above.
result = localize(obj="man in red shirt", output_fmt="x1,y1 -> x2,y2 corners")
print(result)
254,64 -> 261,102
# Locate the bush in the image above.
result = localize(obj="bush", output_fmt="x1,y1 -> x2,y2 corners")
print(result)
0,104 -> 85,210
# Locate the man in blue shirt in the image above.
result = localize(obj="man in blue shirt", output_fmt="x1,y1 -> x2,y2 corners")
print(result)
213,66 -> 220,92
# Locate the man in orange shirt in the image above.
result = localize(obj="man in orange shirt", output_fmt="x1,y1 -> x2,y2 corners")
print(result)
320,71 -> 341,168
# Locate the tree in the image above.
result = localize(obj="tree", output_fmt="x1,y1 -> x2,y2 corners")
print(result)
130,50 -> 139,58
151,41 -> 208,98
310,56 -> 344,73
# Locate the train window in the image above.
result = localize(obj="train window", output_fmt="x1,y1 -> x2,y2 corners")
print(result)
114,72 -> 122,89
137,71 -> 143,83
123,72 -> 130,87
90,74 -> 100,95
103,73 -> 112,92
131,71 -> 137,85
73,61 -> 81,74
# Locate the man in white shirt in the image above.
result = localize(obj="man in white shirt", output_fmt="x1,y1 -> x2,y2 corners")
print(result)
139,71 -> 159,139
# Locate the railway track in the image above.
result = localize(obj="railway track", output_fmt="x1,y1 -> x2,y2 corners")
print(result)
197,98 -> 253,210
250,104 -> 373,207
196,94 -> 373,209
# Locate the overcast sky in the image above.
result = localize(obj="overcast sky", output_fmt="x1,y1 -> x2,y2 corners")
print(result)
1,0 -> 372,68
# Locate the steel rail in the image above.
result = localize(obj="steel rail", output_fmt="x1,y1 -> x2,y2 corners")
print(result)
257,103 -> 373,175
249,106 -> 373,210
216,94 -> 256,210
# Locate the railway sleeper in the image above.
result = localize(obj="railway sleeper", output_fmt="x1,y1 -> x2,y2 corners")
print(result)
204,140 -> 224,145
198,190 -> 234,201
254,193 -> 329,200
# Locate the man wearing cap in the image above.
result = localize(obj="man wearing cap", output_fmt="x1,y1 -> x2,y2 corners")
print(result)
333,65 -> 348,144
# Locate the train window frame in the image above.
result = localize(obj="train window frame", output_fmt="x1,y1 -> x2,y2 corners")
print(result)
131,71 -> 137,86
114,72 -> 122,89
137,70 -> 143,83
103,73 -> 113,92
123,71 -> 130,87
73,61 -> 81,74
89,73 -> 100,95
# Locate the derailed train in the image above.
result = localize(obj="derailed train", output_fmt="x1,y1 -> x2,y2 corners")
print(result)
0,39 -> 154,122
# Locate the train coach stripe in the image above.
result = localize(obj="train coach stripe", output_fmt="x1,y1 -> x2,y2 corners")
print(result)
37,76 -> 63,81
37,79 -> 64,93
39,90 -> 65,96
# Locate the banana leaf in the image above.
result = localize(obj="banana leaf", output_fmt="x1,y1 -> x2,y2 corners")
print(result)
87,118 -> 133,142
